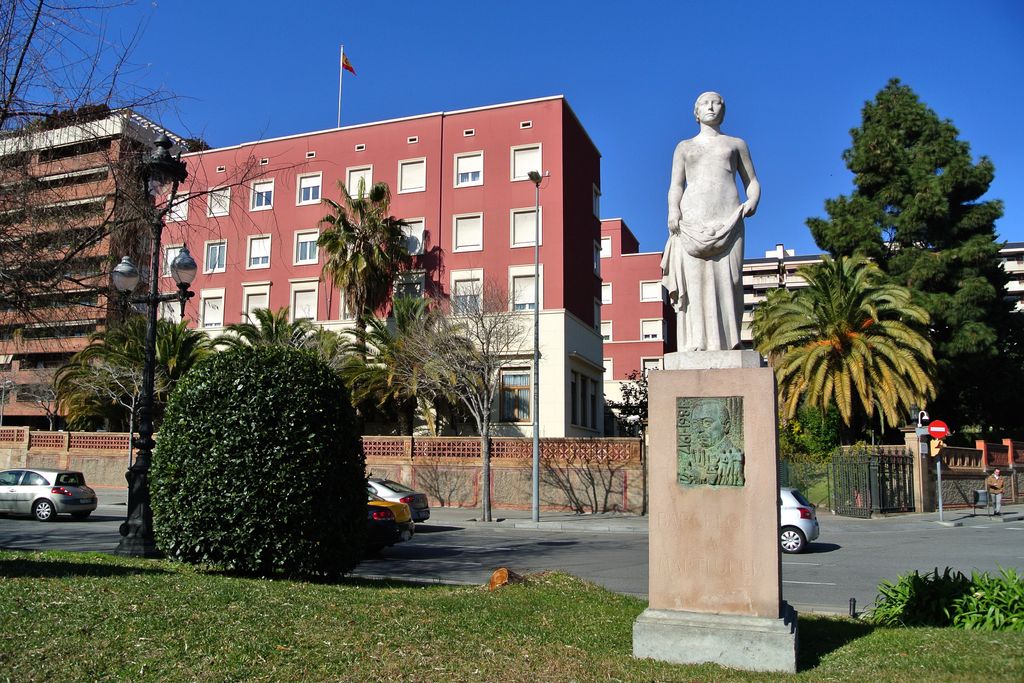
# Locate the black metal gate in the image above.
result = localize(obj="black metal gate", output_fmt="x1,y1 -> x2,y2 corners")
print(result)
828,446 -> 915,518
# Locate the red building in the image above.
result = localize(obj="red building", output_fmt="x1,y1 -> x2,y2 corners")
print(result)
598,219 -> 676,405
163,96 -> 607,436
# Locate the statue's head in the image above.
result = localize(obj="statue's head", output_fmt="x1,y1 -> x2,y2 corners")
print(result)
692,399 -> 730,448
693,91 -> 725,125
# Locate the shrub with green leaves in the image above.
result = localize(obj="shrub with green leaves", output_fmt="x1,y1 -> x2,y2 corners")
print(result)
950,568 -> 1024,631
868,566 -> 1024,631
151,345 -> 365,578
867,567 -> 971,627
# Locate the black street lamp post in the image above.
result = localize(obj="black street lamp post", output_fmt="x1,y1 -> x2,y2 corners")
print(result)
112,134 -> 193,557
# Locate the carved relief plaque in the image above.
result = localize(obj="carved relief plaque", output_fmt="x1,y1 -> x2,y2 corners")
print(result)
676,396 -> 745,487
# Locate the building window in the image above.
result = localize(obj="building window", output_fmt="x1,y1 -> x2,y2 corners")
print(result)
589,379 -> 598,430
510,144 -> 541,181
294,230 -> 318,265
207,187 -> 230,217
454,152 -> 483,187
594,243 -> 601,276
452,277 -> 481,314
402,218 -> 425,255
395,271 -> 425,299
453,213 -> 483,252
247,235 -> 271,269
204,241 -> 227,273
512,274 -> 536,311
601,321 -> 612,341
510,208 -> 539,247
640,281 -> 663,302
167,194 -> 189,222
346,166 -> 373,197
290,284 -> 317,321
601,283 -> 612,304
201,295 -> 223,328
250,180 -> 274,210
594,299 -> 601,332
570,372 -> 579,425
159,301 -> 178,321
243,289 -> 269,323
641,319 -> 663,340
600,236 -> 612,259
500,370 -> 530,422
604,358 -> 613,379
642,357 -> 663,377
163,245 -> 183,277
593,185 -> 601,218
297,173 -> 321,205
398,158 -> 426,193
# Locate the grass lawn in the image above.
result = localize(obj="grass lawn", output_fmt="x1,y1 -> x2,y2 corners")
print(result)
2,550 -> 1022,682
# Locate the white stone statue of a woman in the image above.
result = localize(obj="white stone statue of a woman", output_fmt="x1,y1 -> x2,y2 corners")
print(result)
661,91 -> 760,351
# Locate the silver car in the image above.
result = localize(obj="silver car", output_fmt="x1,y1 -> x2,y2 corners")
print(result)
367,477 -> 430,522
0,469 -> 97,521
779,487 -> 819,554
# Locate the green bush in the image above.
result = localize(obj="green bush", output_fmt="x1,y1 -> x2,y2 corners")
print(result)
867,567 -> 971,627
868,567 -> 1024,631
151,345 -> 365,578
950,568 -> 1024,631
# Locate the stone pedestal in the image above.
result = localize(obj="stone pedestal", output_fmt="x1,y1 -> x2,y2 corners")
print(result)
633,362 -> 797,673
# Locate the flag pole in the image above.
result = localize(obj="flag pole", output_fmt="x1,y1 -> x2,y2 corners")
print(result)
337,44 -> 344,128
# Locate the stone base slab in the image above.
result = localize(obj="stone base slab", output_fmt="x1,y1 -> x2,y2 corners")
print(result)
633,603 -> 798,673
663,350 -> 764,370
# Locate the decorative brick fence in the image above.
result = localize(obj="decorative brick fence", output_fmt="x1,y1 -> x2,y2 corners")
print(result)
0,429 -> 645,512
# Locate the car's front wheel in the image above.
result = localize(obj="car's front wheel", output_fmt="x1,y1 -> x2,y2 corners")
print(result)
780,526 -> 807,554
32,499 -> 56,522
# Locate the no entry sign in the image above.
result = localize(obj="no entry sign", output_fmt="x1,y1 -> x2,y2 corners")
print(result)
928,420 -> 950,440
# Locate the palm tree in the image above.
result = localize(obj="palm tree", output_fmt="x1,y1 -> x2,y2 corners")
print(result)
752,255 -> 936,433
340,296 -> 436,435
318,180 -> 411,334
217,307 -> 316,349
56,317 -> 213,430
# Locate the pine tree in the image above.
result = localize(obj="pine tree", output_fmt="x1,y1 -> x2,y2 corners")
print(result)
808,79 -> 1019,435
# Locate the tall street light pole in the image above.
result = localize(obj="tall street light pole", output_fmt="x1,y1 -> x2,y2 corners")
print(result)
112,134 -> 194,557
527,170 -> 546,523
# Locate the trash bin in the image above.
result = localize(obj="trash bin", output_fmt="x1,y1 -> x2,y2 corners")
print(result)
973,489 -> 989,516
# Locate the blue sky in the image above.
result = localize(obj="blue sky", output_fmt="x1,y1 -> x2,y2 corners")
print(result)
111,1 -> 1023,257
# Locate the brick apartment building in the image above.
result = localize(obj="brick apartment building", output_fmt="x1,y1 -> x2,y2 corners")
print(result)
162,96 -> 607,437
0,110 -> 182,428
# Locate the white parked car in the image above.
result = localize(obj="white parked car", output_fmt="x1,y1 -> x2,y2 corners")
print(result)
367,477 -> 430,522
779,487 -> 819,554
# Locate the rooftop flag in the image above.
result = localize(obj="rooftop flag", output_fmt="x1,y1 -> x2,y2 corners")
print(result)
342,53 -> 356,75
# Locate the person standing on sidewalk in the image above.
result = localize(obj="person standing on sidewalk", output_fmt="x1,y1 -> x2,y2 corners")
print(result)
985,469 -> 1006,515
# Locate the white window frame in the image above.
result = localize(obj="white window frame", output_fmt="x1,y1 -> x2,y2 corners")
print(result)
346,165 -> 373,197
293,230 -> 319,266
162,244 -> 183,278
454,151 -> 483,188
167,193 -> 189,222
246,234 -> 271,270
601,282 -> 612,305
452,212 -> 483,253
397,157 -> 427,194
509,206 -> 542,248
289,278 -> 319,322
641,357 -> 664,377
402,217 -> 426,256
241,282 -> 271,324
207,187 -> 230,217
640,281 -> 663,302
203,239 -> 227,274
641,319 -> 664,341
600,236 -> 612,259
600,321 -> 612,341
296,172 -> 322,206
510,143 -> 542,182
603,358 -> 613,379
250,179 -> 274,211
200,288 -> 225,329
450,268 -> 483,315
508,264 -> 543,312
